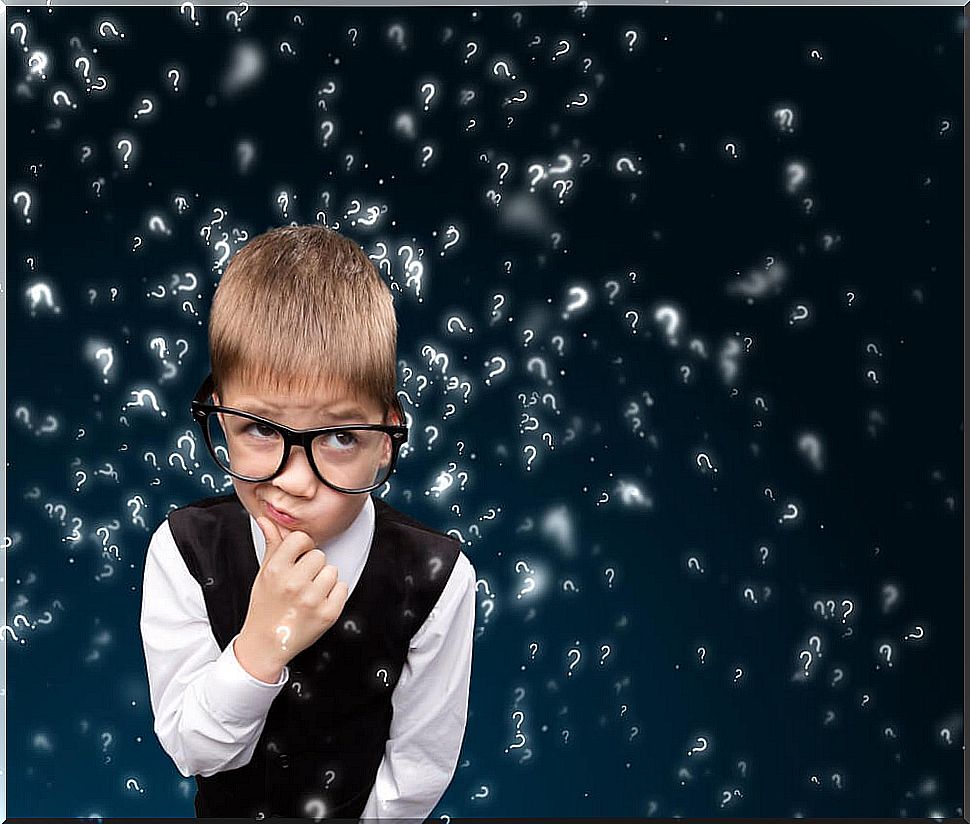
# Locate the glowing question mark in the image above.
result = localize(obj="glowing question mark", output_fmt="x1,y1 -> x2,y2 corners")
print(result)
116,139 -> 133,169
687,736 -> 708,756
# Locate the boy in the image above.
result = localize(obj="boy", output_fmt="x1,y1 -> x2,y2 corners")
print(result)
139,225 -> 476,819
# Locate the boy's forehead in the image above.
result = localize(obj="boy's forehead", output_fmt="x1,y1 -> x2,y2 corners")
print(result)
222,375 -> 369,412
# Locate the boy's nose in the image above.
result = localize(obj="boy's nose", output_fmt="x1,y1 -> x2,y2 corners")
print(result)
275,445 -> 320,483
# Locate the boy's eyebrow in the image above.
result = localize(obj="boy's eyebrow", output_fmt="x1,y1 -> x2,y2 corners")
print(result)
234,397 -> 368,420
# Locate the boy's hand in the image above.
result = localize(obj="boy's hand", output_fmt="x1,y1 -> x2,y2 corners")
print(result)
238,513 -> 350,671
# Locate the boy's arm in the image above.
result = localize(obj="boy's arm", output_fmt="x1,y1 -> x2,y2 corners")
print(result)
140,518 -> 291,778
358,551 -> 477,821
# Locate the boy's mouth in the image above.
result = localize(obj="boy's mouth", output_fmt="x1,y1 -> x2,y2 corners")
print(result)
265,500 -> 299,526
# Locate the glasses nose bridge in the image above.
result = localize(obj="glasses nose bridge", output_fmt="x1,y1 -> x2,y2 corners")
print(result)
276,426 -> 318,470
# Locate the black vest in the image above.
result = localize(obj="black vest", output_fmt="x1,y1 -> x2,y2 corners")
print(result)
166,491 -> 460,819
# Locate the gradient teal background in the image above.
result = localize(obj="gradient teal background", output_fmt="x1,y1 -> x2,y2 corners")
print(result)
6,4 -> 963,818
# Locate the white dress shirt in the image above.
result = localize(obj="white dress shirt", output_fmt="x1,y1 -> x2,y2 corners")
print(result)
139,494 -> 476,820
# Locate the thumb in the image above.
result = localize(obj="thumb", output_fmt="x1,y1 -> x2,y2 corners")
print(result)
255,515 -> 283,559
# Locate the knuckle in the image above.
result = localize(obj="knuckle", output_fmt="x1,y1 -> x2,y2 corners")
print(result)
299,592 -> 317,610
308,561 -> 326,582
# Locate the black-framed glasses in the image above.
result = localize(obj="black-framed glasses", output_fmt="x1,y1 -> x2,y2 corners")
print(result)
190,372 -> 408,494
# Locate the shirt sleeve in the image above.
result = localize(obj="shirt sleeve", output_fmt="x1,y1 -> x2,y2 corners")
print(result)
358,551 -> 476,821
139,517 -> 291,779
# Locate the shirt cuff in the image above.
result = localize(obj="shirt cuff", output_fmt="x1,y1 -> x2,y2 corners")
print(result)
202,632 -> 289,725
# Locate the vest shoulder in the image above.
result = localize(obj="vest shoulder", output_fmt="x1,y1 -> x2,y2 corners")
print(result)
164,492 -> 243,531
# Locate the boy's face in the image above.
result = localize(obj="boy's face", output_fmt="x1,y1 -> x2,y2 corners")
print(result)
212,374 -> 402,549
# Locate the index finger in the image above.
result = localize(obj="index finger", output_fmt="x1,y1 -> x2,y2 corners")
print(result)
255,514 -> 283,559
257,517 -> 321,566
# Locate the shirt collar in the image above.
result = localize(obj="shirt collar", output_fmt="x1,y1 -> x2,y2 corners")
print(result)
249,493 -> 376,568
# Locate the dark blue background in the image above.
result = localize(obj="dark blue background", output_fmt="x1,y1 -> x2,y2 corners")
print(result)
7,3 -> 963,818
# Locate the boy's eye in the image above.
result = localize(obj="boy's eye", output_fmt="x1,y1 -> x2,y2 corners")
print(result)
321,431 -> 359,449
245,422 -> 279,439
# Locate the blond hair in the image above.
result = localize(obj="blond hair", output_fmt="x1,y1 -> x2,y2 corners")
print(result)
208,224 -> 399,423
